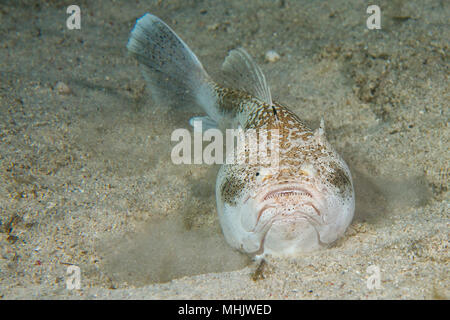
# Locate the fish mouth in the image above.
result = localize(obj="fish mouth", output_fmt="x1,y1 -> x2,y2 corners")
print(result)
262,186 -> 314,202
252,183 -> 325,230
259,184 -> 322,211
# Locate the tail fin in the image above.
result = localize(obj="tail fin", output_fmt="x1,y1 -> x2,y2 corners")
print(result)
127,13 -> 219,120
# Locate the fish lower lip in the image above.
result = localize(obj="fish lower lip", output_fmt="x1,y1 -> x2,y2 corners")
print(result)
253,198 -> 322,231
256,205 -> 321,228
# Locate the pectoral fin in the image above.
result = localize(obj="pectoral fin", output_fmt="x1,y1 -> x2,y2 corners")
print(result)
189,116 -> 218,132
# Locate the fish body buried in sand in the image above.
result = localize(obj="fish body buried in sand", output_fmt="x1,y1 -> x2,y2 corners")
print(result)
127,13 -> 355,258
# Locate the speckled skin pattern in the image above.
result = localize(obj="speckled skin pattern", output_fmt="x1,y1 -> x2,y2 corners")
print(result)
214,86 -> 355,257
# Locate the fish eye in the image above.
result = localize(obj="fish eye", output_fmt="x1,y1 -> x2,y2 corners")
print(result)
256,172 -> 260,176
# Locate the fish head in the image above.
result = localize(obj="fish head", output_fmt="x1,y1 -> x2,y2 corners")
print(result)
216,129 -> 355,257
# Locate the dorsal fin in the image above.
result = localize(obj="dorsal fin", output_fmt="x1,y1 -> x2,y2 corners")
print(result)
221,48 -> 272,105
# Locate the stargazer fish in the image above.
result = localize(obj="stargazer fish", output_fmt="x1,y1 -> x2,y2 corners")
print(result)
127,13 -> 355,257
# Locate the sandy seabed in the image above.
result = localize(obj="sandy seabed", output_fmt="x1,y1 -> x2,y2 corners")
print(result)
0,0 -> 448,299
